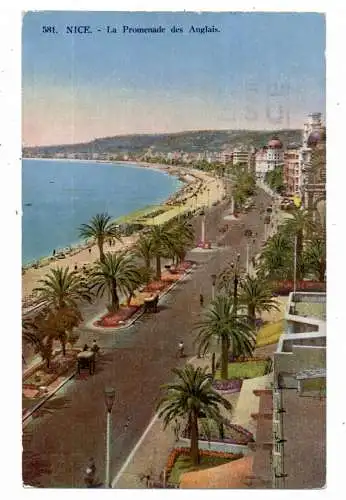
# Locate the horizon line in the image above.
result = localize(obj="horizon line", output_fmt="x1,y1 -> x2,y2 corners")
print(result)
23,126 -> 304,149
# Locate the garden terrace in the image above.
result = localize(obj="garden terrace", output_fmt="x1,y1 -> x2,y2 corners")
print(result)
215,358 -> 271,381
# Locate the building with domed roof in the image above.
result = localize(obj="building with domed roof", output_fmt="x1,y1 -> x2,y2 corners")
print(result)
255,136 -> 284,181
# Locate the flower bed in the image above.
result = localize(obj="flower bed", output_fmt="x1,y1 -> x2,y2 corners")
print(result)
143,281 -> 170,293
197,241 -> 211,249
23,352 -> 77,399
166,447 -> 243,485
94,305 -> 140,327
212,379 -> 243,393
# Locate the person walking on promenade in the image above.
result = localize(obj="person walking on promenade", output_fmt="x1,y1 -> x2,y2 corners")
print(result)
91,339 -> 100,356
199,293 -> 204,307
84,457 -> 96,488
177,341 -> 184,358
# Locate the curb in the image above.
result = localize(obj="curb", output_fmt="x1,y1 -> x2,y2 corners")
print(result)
22,370 -> 76,427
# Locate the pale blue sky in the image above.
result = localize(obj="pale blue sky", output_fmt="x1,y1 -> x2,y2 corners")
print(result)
22,11 -> 325,145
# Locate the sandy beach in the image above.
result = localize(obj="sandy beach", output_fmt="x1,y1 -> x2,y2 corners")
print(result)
22,162 -> 226,302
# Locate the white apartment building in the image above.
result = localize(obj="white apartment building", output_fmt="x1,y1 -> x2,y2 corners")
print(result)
255,137 -> 284,181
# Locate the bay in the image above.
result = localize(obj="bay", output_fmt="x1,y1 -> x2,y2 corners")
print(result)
22,159 -> 183,264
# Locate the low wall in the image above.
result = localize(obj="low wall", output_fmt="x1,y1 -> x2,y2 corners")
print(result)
177,437 -> 250,456
274,346 -> 326,388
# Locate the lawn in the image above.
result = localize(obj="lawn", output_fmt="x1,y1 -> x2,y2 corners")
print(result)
168,453 -> 237,484
115,205 -> 160,224
256,320 -> 283,347
215,360 -> 269,381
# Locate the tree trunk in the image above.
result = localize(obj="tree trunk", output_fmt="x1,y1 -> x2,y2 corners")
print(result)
221,335 -> 229,380
248,304 -> 256,328
127,292 -> 133,307
98,237 -> 105,263
296,230 -> 303,280
190,411 -> 200,466
319,259 -> 326,282
156,255 -> 161,280
110,280 -> 119,312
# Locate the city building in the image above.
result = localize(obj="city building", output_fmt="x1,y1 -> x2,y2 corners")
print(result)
283,144 -> 301,196
232,148 -> 256,173
255,137 -> 284,181
301,127 -> 326,221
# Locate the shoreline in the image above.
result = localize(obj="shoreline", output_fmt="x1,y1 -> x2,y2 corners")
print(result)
22,160 -> 226,301
22,158 -> 186,268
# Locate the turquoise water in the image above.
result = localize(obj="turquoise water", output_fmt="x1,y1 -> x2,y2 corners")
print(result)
22,159 -> 183,264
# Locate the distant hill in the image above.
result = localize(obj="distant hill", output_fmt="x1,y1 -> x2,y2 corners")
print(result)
23,129 -> 302,156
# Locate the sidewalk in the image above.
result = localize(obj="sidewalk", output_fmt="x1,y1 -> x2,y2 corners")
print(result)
113,353 -> 214,488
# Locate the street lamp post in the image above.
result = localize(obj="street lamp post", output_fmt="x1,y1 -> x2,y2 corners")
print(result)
201,214 -> 206,245
231,253 -> 241,314
293,235 -> 298,295
244,229 -> 253,275
230,196 -> 235,215
104,387 -> 116,488
211,274 -> 217,300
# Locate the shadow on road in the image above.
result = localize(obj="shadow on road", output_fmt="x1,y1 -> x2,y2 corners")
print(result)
30,394 -> 72,420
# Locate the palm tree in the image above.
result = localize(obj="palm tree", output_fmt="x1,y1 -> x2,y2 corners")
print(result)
164,218 -> 194,266
134,234 -> 154,271
282,208 -> 315,279
259,232 -> 294,280
147,225 -> 175,280
34,267 -> 92,310
78,212 -> 121,262
303,236 -> 326,282
195,295 -> 256,380
157,364 -> 232,465
239,275 -> 280,327
23,313 -> 55,369
91,251 -> 142,312
33,267 -> 91,355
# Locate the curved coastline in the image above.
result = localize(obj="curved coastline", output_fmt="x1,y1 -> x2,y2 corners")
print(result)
22,159 -> 226,302
22,158 -> 185,267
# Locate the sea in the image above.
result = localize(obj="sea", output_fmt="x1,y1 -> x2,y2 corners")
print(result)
22,159 -> 183,264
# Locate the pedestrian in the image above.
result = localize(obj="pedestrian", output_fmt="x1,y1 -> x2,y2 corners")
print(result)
84,457 -> 96,488
91,339 -> 100,355
178,341 -> 184,358
74,263 -> 78,271
89,248 -> 92,254
199,293 -> 204,307
52,249 -> 56,257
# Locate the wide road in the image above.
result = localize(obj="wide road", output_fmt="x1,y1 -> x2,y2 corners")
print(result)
23,188 -> 271,487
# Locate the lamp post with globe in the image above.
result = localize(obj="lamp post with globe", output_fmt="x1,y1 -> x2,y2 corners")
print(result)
104,387 -> 116,488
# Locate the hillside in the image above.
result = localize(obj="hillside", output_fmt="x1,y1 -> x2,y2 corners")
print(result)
23,129 -> 302,156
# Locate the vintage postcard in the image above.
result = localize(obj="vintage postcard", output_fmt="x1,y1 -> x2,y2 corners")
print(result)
20,9 -> 326,490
